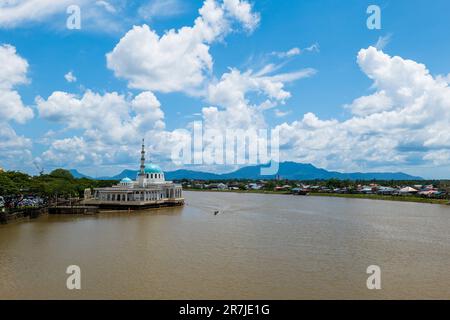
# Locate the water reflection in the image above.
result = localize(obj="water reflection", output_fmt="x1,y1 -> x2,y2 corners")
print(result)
0,191 -> 449,299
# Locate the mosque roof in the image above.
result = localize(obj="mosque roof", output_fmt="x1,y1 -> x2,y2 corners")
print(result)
144,163 -> 163,174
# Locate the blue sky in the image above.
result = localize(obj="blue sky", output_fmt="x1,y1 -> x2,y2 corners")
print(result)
1,0 -> 450,178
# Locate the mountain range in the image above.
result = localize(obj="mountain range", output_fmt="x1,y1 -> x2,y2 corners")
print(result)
70,162 -> 423,181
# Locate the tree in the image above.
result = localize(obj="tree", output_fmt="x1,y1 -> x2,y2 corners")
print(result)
49,169 -> 74,180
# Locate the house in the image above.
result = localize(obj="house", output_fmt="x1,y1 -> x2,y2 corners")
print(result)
377,186 -> 397,195
247,183 -> 263,190
208,183 -> 228,190
399,187 -> 418,195
275,185 -> 292,191
360,186 -> 374,194
292,188 -> 309,195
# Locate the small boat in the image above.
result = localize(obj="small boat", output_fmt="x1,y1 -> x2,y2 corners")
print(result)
214,210 -> 219,215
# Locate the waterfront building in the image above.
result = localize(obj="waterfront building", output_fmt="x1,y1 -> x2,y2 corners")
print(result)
85,140 -> 184,209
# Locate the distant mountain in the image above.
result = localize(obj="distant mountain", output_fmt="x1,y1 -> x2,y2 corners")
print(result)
99,169 -> 139,181
69,169 -> 92,179
71,162 -> 423,181
218,162 -> 423,181
165,170 -> 221,181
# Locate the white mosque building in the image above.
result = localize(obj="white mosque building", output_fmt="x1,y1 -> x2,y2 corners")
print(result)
85,140 -> 184,209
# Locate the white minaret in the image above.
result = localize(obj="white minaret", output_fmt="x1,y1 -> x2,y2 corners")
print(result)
138,139 -> 146,187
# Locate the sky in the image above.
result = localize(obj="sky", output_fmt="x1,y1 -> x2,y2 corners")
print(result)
0,0 -> 450,179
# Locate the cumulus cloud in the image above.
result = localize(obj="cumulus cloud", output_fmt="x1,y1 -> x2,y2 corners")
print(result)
208,67 -> 314,110
0,44 -> 34,123
275,47 -> 450,172
106,0 -> 260,94
0,124 -> 33,169
37,90 -> 165,144
200,65 -> 315,138
36,90 -> 167,168
0,44 -> 34,169
0,44 -> 29,90
222,0 -> 260,32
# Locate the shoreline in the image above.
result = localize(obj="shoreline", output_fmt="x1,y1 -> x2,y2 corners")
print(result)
184,189 -> 450,205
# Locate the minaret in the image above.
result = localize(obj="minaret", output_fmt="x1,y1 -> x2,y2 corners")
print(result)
139,138 -> 145,176
138,139 -> 146,188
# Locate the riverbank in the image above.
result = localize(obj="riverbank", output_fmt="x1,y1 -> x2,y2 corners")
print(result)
309,192 -> 449,205
0,207 -> 48,225
184,188 -> 449,205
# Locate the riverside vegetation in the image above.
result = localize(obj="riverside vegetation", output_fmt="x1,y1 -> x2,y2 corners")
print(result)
0,169 -> 116,205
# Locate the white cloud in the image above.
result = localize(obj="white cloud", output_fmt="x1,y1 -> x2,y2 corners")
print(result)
95,0 -> 116,13
36,90 -> 168,168
275,47 -> 450,172
0,44 -> 29,90
285,48 -> 301,57
38,57 -> 315,170
272,47 -> 300,58
106,0 -> 260,94
0,44 -> 34,170
345,90 -> 393,116
0,123 -> 33,169
187,65 -> 316,164
64,71 -> 77,83
272,43 -> 319,58
0,44 -> 34,123
0,0 -> 127,33
37,90 -> 165,144
222,0 -> 260,32
138,0 -> 186,20
305,43 -> 320,53
375,34 -> 392,50
274,109 -> 291,118
0,0 -> 76,28
207,67 -> 313,109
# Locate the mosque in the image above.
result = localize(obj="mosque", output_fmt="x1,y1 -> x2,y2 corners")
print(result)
85,140 -> 184,210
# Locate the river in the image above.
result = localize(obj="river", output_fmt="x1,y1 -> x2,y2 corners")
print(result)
0,191 -> 449,299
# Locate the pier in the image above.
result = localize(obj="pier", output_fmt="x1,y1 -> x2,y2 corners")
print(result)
83,199 -> 184,210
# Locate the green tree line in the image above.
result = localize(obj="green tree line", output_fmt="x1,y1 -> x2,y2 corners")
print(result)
0,169 -> 117,198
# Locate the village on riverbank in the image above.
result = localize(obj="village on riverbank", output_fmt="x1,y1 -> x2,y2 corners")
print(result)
180,179 -> 450,205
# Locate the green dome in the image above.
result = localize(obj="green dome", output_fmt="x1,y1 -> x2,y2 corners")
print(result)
121,177 -> 132,183
144,164 -> 163,174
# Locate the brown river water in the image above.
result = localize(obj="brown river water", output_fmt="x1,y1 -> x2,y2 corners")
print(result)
0,191 -> 449,299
